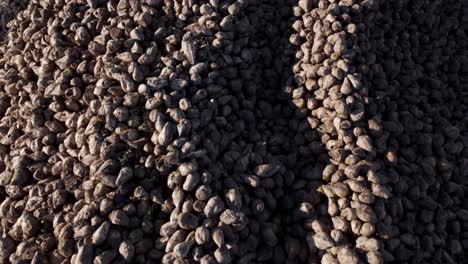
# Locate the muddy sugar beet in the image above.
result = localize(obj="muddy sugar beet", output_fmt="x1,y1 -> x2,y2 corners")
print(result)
0,0 -> 467,263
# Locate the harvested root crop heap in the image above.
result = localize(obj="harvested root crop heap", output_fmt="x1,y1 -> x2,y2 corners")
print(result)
0,0 -> 467,263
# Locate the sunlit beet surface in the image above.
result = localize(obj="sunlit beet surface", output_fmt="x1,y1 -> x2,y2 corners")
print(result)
0,0 -> 467,263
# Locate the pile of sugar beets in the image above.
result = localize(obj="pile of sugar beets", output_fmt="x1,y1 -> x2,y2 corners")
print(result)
0,0 -> 467,263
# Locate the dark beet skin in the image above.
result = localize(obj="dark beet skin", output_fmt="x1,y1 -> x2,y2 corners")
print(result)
0,0 -> 467,263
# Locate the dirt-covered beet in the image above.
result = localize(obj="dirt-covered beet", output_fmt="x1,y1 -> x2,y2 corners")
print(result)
0,0 -> 467,263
